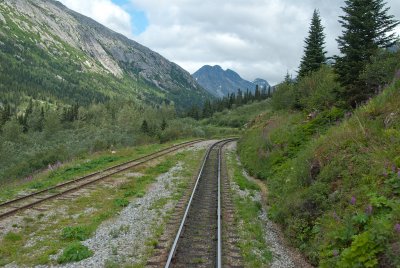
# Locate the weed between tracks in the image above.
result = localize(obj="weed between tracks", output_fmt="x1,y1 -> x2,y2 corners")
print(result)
226,150 -> 272,267
0,147 -> 205,266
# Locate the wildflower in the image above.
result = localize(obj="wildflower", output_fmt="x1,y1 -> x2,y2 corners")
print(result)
333,249 -> 339,257
392,165 -> 397,173
365,205 -> 373,215
333,211 -> 340,221
398,170 -> 400,179
395,223 -> 400,233
350,196 -> 356,205
383,169 -> 388,177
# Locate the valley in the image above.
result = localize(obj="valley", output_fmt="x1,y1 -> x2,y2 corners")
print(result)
1,0 -> 400,267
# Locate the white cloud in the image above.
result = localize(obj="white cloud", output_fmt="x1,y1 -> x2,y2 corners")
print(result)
59,0 -> 133,38
131,0 -> 400,85
59,0 -> 400,85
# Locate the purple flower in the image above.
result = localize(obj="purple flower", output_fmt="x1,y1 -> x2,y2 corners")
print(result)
350,196 -> 356,205
397,170 -> 400,179
383,169 -> 388,177
392,165 -> 397,173
333,211 -> 340,221
333,249 -> 339,257
395,223 -> 400,233
365,205 -> 373,215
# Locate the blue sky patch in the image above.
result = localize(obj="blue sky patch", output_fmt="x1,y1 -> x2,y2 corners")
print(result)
112,0 -> 148,35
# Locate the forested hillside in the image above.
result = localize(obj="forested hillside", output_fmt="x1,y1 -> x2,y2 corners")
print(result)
238,3 -> 400,267
0,0 -> 210,110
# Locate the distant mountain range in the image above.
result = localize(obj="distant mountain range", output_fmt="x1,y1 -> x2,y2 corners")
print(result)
192,65 -> 270,98
0,0 -> 211,109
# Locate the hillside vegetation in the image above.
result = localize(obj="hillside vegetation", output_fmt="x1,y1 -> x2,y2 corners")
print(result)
0,0 -> 210,109
238,51 -> 400,266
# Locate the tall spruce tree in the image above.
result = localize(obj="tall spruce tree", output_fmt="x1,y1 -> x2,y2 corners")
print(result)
298,9 -> 327,78
335,0 -> 399,106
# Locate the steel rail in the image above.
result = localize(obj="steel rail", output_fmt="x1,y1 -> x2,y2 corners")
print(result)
217,143 -> 222,268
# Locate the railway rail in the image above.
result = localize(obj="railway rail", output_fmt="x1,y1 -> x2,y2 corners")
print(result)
165,138 -> 237,268
0,139 -> 204,220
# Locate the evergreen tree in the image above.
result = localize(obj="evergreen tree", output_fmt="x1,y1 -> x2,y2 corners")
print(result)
202,99 -> 213,118
284,72 -> 293,84
298,9 -> 327,78
335,0 -> 399,106
161,118 -> 167,130
140,120 -> 149,133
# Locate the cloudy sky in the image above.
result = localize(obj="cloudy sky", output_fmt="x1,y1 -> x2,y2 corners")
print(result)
59,0 -> 400,85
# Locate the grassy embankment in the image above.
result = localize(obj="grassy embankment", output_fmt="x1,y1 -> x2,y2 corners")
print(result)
238,80 -> 400,266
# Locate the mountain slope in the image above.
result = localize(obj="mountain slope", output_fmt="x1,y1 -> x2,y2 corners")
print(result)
192,65 -> 268,98
0,0 -> 210,109
253,78 -> 270,88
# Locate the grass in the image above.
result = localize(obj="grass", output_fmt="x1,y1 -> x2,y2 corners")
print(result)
0,138 -> 196,203
57,242 -> 93,264
238,80 -> 400,266
0,145 -> 206,266
226,151 -> 272,267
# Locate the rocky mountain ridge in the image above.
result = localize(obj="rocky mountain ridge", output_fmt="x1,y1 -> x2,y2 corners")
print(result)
192,65 -> 269,97
0,0 -> 210,108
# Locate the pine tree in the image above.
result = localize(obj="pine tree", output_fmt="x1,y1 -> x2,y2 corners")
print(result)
161,118 -> 167,130
335,0 -> 399,106
202,99 -> 213,118
298,9 -> 327,78
141,120 -> 149,133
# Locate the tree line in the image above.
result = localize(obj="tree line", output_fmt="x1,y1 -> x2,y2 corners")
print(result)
280,0 -> 399,110
186,85 -> 273,120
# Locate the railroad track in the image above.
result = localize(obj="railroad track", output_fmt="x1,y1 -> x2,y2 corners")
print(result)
0,139 -> 204,220
164,139 -> 237,268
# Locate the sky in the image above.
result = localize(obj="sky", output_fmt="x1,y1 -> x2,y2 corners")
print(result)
58,0 -> 400,85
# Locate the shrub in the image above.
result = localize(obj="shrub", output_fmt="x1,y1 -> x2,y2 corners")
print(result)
57,242 -> 93,263
297,66 -> 341,111
114,198 -> 129,207
61,226 -> 92,241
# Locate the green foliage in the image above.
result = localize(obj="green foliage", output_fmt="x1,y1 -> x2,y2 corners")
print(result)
4,232 -> 23,242
298,9 -> 327,78
239,82 -> 400,266
360,49 -> 400,94
270,82 -> 298,110
114,198 -> 129,208
61,226 -> 92,241
57,242 -> 93,264
334,0 -> 399,106
297,66 -> 341,111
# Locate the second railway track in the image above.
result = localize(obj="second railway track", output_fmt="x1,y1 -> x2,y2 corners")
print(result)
0,139 -> 204,220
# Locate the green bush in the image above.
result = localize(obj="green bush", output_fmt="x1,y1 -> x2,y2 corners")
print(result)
297,66 -> 341,111
61,226 -> 92,241
271,83 -> 298,110
114,198 -> 129,207
57,242 -> 93,263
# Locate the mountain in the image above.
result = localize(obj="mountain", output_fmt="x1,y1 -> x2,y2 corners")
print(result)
192,65 -> 269,98
0,0 -> 210,109
253,78 -> 270,88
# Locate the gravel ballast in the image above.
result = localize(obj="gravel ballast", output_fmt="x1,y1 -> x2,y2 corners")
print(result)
60,162 -> 184,267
